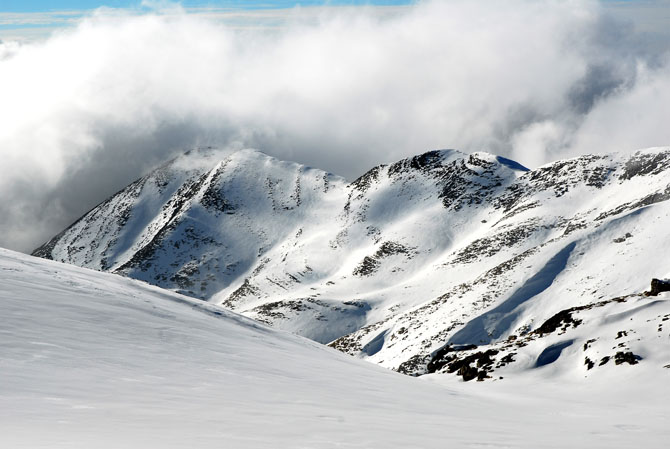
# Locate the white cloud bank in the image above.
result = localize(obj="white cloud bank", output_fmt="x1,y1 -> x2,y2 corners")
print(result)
1,0 -> 669,252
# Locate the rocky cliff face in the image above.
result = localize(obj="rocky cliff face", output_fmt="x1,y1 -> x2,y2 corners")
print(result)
34,146 -> 670,380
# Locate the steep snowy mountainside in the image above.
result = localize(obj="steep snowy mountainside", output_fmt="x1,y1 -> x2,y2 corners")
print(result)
33,146 -> 670,381
2,248 -> 669,448
333,149 -> 670,376
34,147 -> 348,299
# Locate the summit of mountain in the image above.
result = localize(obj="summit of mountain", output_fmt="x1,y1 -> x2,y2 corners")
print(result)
33,146 -> 670,381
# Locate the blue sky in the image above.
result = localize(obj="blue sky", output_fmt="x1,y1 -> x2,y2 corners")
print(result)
1,1 -> 412,13
2,1 -> 668,43
0,0 -> 414,41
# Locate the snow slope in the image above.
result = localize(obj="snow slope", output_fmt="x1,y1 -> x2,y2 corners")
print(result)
33,146 -> 670,380
2,248 -> 669,448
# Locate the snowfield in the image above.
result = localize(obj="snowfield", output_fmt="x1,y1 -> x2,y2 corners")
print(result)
2,248 -> 669,448
33,146 -> 670,381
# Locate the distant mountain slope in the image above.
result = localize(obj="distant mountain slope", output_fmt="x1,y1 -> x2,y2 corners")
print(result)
2,248 -> 670,448
33,146 -> 670,379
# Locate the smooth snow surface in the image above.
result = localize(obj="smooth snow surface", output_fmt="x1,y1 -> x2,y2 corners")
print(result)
2,248 -> 669,448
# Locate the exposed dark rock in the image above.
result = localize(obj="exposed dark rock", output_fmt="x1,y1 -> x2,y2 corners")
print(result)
583,338 -> 596,351
648,278 -> 670,296
596,185 -> 670,221
476,351 -> 496,368
493,201 -> 540,226
475,248 -> 538,281
387,150 -> 445,176
426,344 -> 478,373
376,241 -> 411,257
353,256 -> 381,276
585,164 -> 615,188
563,220 -> 587,236
353,241 -> 415,276
201,178 -> 233,214
612,232 -> 633,243
351,165 -> 385,193
451,221 -> 541,264
427,347 -> 499,382
585,357 -> 594,370
342,300 -> 370,309
458,364 -> 480,382
496,352 -> 516,368
328,320 -> 390,355
614,351 -> 641,365
533,295 -> 633,336
223,278 -> 261,307
620,151 -> 670,180
396,354 -> 431,376
452,350 -> 499,381
533,309 -> 583,335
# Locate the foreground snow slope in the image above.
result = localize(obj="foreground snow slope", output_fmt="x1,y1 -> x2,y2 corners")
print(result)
2,248 -> 669,448
34,147 -> 670,379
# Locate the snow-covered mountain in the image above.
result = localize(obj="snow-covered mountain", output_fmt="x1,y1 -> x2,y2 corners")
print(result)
33,146 -> 670,381
3,247 -> 669,448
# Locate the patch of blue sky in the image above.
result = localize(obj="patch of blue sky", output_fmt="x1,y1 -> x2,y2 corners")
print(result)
0,22 -> 66,30
1,1 -> 413,13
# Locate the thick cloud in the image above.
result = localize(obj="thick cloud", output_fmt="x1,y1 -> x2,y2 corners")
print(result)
1,0 -> 669,252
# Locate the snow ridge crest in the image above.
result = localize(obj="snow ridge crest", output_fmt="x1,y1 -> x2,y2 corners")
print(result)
33,146 -> 670,380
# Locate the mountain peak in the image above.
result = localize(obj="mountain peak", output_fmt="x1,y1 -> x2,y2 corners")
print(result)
33,146 -> 670,382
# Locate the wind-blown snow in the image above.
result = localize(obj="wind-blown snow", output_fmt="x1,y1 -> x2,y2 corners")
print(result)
1,248 -> 669,448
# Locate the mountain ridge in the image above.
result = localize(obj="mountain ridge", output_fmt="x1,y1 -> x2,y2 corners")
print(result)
33,146 -> 670,381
